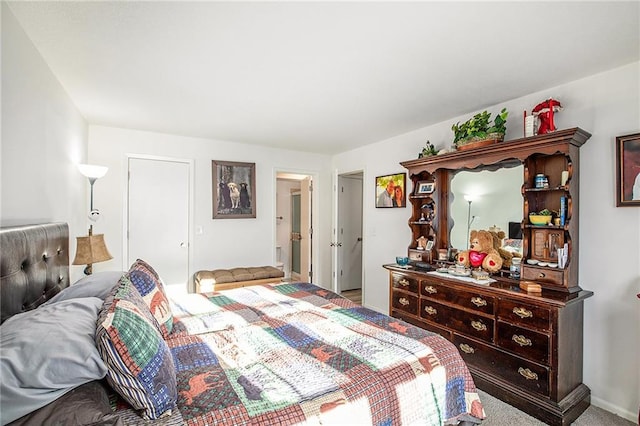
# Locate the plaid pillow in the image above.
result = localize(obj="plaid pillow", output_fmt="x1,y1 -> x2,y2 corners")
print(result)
128,259 -> 173,337
95,275 -> 177,419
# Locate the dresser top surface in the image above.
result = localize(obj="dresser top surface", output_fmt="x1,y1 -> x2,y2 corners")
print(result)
384,264 -> 593,306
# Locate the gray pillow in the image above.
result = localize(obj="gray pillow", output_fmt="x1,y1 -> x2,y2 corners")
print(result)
44,271 -> 124,305
0,297 -> 108,424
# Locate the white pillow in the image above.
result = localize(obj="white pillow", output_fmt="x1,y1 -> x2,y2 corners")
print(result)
0,297 -> 108,424
44,271 -> 124,305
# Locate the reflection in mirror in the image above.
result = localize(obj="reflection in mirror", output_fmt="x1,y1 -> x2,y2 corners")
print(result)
450,165 -> 524,254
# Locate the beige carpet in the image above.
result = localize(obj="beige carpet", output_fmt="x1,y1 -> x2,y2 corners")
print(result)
478,389 -> 634,425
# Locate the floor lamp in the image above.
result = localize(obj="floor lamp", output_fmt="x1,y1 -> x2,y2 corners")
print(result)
464,194 -> 477,250
72,164 -> 113,275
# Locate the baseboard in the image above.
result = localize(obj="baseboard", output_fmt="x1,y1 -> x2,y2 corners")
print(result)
590,395 -> 637,423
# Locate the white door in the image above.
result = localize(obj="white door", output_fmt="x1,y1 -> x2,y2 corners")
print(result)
290,177 -> 313,282
127,157 -> 190,289
300,177 -> 312,282
291,191 -> 302,280
337,173 -> 363,291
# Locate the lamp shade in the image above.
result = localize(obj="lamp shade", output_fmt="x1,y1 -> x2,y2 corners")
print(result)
72,233 -> 113,265
77,164 -> 108,179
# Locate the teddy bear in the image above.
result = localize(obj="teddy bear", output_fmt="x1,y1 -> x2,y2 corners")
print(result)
457,229 -> 503,273
487,228 -> 522,269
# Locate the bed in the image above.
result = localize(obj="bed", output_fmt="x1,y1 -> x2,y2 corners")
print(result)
0,223 -> 485,425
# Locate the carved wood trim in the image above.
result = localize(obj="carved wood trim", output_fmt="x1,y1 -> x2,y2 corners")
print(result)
401,128 -> 591,174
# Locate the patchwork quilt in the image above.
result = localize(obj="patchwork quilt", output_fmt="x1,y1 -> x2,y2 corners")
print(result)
111,283 -> 485,425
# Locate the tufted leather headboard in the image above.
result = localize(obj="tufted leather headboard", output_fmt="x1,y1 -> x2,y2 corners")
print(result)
0,223 -> 70,324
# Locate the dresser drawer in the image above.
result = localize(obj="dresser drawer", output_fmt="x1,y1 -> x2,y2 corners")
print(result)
453,335 -> 550,397
496,321 -> 550,364
391,273 -> 419,294
521,265 -> 564,287
497,300 -> 551,332
421,280 -> 495,315
391,291 -> 419,316
393,310 -> 453,340
420,299 -> 493,343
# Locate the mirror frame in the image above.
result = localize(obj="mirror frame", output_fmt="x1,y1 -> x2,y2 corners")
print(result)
401,128 -> 590,264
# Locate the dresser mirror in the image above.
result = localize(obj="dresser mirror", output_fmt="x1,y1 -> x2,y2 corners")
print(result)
449,164 -> 524,251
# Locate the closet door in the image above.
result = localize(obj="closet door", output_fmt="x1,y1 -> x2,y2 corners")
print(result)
127,156 -> 190,290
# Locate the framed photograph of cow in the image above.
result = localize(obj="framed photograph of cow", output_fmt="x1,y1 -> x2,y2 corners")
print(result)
212,160 -> 256,218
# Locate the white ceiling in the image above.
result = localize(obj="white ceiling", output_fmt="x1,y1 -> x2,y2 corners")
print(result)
8,1 -> 639,155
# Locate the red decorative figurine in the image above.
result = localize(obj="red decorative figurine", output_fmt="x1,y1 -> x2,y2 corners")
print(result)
532,98 -> 562,134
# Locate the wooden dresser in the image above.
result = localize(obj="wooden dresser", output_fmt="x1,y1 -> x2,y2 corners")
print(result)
387,128 -> 593,425
385,265 -> 592,425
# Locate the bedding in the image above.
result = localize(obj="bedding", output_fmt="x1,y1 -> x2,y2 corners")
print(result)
128,259 -> 174,336
0,223 -> 484,425
95,273 -> 177,420
0,297 -> 108,424
8,381 -> 120,426
108,282 -> 485,425
43,270 -> 125,305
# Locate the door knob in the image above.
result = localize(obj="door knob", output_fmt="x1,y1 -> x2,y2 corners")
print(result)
180,242 -> 187,248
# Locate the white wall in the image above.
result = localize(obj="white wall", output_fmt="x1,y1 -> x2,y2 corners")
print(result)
1,4 -> 88,282
87,126 -> 332,288
332,62 -> 640,421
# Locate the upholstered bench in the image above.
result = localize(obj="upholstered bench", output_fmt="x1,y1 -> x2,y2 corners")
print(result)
194,266 -> 285,293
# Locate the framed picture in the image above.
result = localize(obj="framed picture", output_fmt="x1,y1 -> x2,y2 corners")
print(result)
375,173 -> 405,208
615,133 -> 640,207
212,160 -> 256,218
416,180 -> 435,195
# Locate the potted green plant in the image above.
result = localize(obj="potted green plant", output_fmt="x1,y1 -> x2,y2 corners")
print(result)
418,140 -> 438,158
451,108 -> 509,150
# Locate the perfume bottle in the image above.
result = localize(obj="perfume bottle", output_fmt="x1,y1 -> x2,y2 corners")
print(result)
510,258 -> 521,279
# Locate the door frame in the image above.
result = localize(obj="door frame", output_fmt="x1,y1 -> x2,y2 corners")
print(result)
274,168 -> 317,282
123,154 -> 195,285
333,168 -> 366,301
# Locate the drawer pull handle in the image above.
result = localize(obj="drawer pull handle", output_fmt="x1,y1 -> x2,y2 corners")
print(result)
513,307 -> 533,319
424,285 -> 437,294
459,343 -> 475,354
538,272 -> 546,278
399,297 -> 410,306
471,297 -> 487,307
471,320 -> 487,331
398,278 -> 410,287
518,367 -> 539,381
424,306 -> 437,315
512,334 -> 532,347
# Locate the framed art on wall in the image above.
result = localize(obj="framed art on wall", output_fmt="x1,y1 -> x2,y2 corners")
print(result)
212,160 -> 256,218
375,173 -> 405,208
615,133 -> 640,207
